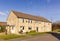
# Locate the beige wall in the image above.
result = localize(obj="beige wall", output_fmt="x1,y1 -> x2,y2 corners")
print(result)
18,18 -> 52,33
7,11 -> 52,34
6,11 -> 19,34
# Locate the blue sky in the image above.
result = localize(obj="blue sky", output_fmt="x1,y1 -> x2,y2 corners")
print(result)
0,0 -> 60,22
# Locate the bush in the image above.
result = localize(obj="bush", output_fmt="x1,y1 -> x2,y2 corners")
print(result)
0,26 -> 6,32
30,30 -> 36,32
26,32 -> 28,34
26,30 -> 36,34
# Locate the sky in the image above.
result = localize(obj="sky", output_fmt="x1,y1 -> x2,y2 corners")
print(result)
0,0 -> 60,22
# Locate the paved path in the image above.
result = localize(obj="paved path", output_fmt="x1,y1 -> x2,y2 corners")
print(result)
0,39 -> 4,41
6,34 -> 60,41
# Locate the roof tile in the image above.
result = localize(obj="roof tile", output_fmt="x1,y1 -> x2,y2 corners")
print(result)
12,11 -> 51,23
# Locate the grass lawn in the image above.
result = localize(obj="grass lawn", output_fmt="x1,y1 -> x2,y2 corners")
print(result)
53,29 -> 60,32
0,34 -> 26,40
26,31 -> 48,36
0,31 -> 49,40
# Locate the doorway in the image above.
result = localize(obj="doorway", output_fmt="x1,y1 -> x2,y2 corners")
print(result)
36,27 -> 38,32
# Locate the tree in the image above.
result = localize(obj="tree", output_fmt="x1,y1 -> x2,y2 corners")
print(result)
52,22 -> 60,30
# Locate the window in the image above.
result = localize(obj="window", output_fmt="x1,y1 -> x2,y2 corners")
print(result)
44,25 -> 45,27
26,21 -> 28,23
48,23 -> 50,25
20,18 -> 24,23
31,20 -> 32,23
22,18 -> 24,23
12,27 -> 14,30
20,26 -> 24,30
28,27 -> 32,30
28,19 -> 32,23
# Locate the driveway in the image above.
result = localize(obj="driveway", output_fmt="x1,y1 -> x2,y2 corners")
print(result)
6,34 -> 60,41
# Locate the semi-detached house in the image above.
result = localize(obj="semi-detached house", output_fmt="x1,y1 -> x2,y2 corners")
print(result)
6,11 -> 52,34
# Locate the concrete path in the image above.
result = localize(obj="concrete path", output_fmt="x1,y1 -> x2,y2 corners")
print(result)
0,39 -> 4,41
6,34 -> 60,41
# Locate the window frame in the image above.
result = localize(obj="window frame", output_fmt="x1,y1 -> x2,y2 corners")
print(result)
28,27 -> 32,30
20,26 -> 24,30
28,19 -> 32,23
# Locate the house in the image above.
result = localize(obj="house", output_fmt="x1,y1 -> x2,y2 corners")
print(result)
6,11 -> 52,34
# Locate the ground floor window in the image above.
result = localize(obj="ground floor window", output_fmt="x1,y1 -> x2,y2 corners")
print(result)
12,27 -> 14,30
28,27 -> 32,30
20,26 -> 24,30
19,26 -> 24,34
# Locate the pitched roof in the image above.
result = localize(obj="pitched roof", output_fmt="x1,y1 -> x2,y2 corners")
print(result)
12,11 -> 51,23
0,22 -> 7,26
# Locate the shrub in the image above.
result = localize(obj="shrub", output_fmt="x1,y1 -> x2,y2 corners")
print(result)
0,26 -> 6,32
26,30 -> 36,34
30,30 -> 36,32
26,32 -> 28,34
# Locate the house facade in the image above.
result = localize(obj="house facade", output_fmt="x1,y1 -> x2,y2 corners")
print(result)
6,11 -> 52,34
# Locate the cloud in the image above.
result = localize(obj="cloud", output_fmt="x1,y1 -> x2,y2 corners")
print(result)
0,12 -> 6,16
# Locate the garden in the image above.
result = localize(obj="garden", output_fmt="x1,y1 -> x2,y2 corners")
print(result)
0,30 -> 48,40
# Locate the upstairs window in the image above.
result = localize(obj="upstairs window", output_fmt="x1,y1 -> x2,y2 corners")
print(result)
20,18 -> 24,23
48,23 -> 50,25
28,19 -> 32,23
22,18 -> 24,23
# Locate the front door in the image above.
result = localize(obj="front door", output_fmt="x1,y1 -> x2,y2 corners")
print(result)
36,27 -> 38,32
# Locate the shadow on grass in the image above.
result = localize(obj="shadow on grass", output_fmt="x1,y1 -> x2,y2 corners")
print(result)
48,32 -> 60,40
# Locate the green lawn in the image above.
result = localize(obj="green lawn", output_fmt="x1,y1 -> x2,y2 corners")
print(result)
0,34 -> 26,40
53,29 -> 60,32
26,31 -> 48,36
0,31 -> 48,40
